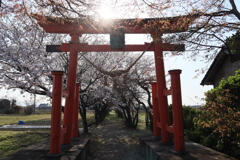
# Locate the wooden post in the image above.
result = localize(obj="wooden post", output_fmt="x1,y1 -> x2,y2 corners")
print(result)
169,69 -> 185,151
72,83 -> 80,139
151,82 -> 161,137
62,33 -> 80,144
153,43 -> 171,143
49,71 -> 64,156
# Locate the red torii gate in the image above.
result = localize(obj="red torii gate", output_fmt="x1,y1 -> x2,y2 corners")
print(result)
34,14 -> 195,156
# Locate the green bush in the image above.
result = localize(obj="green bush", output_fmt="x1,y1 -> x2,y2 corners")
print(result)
226,31 -> 240,54
14,105 -> 23,114
194,69 -> 240,158
4,109 -> 14,114
24,105 -> 33,115
183,106 -> 202,142
4,99 -> 20,114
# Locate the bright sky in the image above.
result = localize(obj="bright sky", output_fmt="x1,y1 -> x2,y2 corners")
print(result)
164,54 -> 213,106
0,88 -> 51,107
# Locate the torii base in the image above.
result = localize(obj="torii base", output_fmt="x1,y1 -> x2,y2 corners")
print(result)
139,135 -> 236,160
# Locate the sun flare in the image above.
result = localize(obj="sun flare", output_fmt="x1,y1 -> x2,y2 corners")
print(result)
98,7 -> 115,19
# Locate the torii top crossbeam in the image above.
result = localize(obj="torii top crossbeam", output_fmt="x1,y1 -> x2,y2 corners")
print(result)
33,14 -> 196,35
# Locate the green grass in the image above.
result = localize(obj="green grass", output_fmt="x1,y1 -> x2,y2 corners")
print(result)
0,114 -> 51,126
109,110 -> 149,130
0,111 -> 95,158
0,114 -> 52,158
0,111 -> 149,158
0,130 -> 50,158
0,110 -> 120,158
0,111 -> 96,126
105,111 -> 123,120
137,112 -> 148,130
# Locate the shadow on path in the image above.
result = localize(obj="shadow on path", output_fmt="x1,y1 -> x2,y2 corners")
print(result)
85,112 -> 151,160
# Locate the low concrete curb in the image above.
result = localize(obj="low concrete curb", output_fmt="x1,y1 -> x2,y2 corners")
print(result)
140,135 -> 236,160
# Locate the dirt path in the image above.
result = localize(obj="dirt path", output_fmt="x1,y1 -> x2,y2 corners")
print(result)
85,111 -> 151,160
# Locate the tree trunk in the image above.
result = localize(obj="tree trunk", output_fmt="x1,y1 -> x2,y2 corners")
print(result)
79,105 -> 88,133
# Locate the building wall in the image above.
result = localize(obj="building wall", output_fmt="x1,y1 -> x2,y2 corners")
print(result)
214,56 -> 240,87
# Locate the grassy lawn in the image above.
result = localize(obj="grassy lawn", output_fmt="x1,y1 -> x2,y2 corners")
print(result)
0,111 -> 147,158
137,112 -> 148,130
0,130 -> 49,158
110,110 -> 149,130
0,114 -> 51,126
0,111 -> 95,158
0,111 -> 95,126
0,114 -> 52,158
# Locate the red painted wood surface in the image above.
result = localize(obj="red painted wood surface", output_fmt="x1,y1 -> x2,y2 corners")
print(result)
53,43 -> 155,52
151,82 -> 161,137
62,34 -> 80,144
169,70 -> 185,151
72,83 -> 80,139
153,43 -> 171,143
33,15 -> 196,34
49,71 -> 64,155
47,43 -> 184,52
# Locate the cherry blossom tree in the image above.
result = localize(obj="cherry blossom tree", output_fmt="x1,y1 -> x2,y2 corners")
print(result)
124,0 -> 240,63
0,0 -> 98,96
106,53 -> 155,128
0,1 -> 164,130
0,2 -> 63,96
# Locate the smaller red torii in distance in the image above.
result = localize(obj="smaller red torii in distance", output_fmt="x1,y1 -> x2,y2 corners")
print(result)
34,14 -> 196,155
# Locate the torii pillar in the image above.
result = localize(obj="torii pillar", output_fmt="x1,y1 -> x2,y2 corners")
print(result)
152,39 -> 171,142
62,33 -> 80,144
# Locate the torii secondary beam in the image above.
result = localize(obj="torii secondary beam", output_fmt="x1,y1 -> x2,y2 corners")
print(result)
46,43 -> 185,52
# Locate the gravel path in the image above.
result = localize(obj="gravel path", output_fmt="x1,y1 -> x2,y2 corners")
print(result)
85,112 -> 151,160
